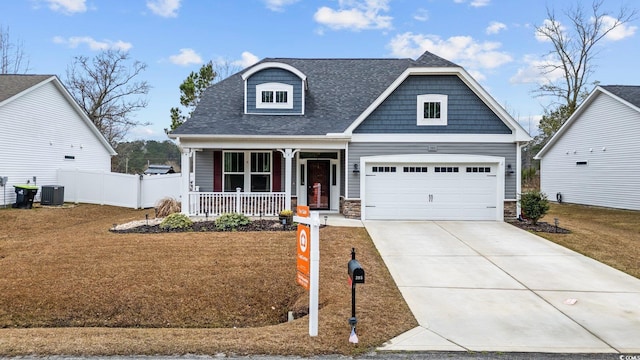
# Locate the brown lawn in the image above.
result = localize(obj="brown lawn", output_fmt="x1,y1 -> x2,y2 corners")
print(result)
535,203 -> 640,279
0,204 -> 416,356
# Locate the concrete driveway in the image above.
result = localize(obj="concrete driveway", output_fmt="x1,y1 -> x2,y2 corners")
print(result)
364,221 -> 640,354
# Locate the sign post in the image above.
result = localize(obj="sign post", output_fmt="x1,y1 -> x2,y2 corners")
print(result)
294,205 -> 320,337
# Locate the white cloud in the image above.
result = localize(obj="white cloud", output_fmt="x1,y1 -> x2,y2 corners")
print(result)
147,0 -> 181,18
232,51 -> 260,68
314,0 -> 392,31
413,8 -> 429,22
600,15 -> 637,41
45,0 -> 86,14
53,36 -> 132,51
486,21 -> 506,35
388,32 -> 512,78
169,48 -> 203,66
454,0 -> 491,8
263,0 -> 299,12
510,54 -> 564,85
470,0 -> 490,7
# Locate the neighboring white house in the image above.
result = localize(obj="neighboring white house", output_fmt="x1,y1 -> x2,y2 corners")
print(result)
0,74 -> 116,206
535,85 -> 640,211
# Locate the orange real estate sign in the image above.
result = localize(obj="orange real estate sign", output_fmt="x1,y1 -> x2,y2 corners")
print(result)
296,206 -> 311,290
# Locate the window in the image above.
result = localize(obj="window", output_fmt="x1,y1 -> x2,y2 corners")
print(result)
372,166 -> 396,173
434,167 -> 458,173
250,152 -> 271,192
223,151 -> 271,192
261,91 -> 274,103
224,152 -> 244,192
275,91 -> 288,103
423,102 -> 440,119
417,94 -> 448,126
256,82 -> 293,109
466,167 -> 491,173
403,167 -> 428,173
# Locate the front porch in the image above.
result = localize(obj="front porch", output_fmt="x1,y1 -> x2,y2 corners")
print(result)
177,141 -> 348,217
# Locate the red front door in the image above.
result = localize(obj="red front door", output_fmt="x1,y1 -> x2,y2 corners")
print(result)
307,160 -> 330,210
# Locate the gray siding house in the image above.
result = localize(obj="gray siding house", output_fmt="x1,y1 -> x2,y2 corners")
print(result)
535,85 -> 640,211
169,51 -> 530,220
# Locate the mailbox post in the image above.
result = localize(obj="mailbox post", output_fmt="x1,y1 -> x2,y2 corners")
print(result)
347,248 -> 365,343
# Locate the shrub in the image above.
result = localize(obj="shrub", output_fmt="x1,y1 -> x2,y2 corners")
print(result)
160,213 -> 193,230
215,213 -> 251,231
519,191 -> 550,225
279,209 -> 293,217
156,197 -> 181,217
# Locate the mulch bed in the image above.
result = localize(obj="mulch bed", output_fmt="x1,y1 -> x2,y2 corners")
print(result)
111,219 -> 298,233
506,218 -> 571,234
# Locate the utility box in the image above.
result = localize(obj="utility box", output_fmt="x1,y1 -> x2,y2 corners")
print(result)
41,185 -> 65,206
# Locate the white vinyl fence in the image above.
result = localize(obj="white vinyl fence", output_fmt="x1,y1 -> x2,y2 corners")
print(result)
57,169 -> 181,209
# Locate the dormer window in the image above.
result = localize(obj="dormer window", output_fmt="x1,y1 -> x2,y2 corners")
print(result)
417,94 -> 448,126
256,82 -> 293,109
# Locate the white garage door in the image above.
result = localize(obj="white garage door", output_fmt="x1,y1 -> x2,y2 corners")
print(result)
364,162 -> 499,220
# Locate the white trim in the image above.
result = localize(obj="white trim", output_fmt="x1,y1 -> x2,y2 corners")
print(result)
343,67 -> 531,142
351,133 -> 517,143
535,86 -> 640,159
516,142 -> 525,217
417,94 -> 448,126
242,62 -> 308,82
1,76 -> 116,155
359,154 -> 505,221
173,136 -> 349,150
241,62 -> 307,116
256,82 -> 293,109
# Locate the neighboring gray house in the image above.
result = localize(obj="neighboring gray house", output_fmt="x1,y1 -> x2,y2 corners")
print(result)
535,85 -> 640,211
0,75 -> 116,206
169,51 -> 531,220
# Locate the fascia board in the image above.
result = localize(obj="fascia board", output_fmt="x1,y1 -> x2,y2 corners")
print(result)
351,133 -> 518,143
534,86 -> 603,160
174,134 -> 349,150
0,76 -> 116,155
0,75 -> 55,108
51,76 -> 117,155
241,62 -> 307,81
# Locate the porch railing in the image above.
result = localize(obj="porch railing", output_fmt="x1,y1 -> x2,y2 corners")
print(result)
188,189 -> 287,216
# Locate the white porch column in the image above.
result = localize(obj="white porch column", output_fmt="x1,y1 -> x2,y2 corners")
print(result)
281,148 -> 296,210
180,147 -> 191,215
516,142 -> 524,218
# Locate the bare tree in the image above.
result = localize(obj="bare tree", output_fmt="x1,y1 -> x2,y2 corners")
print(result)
65,49 -> 151,145
212,57 -> 242,83
0,25 -> 31,73
535,0 -> 637,114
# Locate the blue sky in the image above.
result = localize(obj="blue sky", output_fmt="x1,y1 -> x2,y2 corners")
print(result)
1,0 -> 638,141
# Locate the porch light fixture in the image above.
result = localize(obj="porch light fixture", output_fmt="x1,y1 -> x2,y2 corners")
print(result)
507,164 -> 515,175
353,163 -> 360,174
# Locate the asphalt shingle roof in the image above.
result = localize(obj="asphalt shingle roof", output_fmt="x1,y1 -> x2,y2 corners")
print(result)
172,51 -> 459,136
0,74 -> 54,103
601,85 -> 640,109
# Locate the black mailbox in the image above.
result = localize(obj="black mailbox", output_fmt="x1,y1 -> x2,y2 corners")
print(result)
348,259 -> 365,284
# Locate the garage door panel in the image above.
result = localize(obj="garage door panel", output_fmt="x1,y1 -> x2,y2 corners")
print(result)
365,161 -> 499,221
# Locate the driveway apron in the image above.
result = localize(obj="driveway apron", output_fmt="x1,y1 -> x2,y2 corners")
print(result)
365,221 -> 640,353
